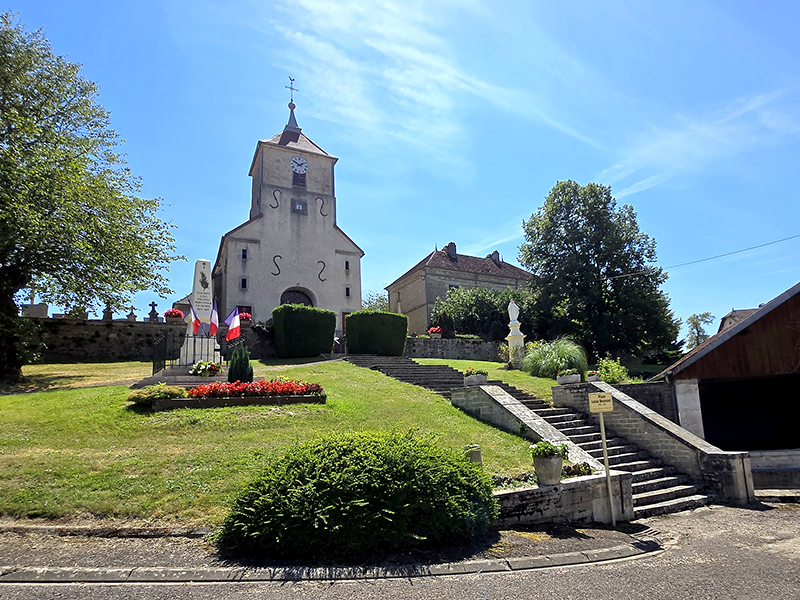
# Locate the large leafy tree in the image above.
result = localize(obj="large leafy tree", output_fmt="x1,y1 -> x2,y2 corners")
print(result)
519,180 -> 679,359
431,287 -> 539,340
0,14 -> 182,382
686,312 -> 715,349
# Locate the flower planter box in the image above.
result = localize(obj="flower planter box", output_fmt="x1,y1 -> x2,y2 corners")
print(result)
533,455 -> 563,485
429,333 -> 441,339
464,374 -> 488,386
556,374 -> 581,385
586,375 -> 601,382
151,394 -> 326,411
165,317 -> 185,324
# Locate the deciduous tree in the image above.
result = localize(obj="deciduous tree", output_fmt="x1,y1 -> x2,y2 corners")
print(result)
518,180 -> 679,358
0,14 -> 182,382
686,312 -> 715,349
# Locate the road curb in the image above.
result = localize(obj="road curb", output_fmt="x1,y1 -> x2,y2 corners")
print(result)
0,540 -> 662,583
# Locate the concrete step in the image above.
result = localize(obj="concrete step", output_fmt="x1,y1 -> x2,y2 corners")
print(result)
633,484 -> 700,506
539,413 -> 586,425
577,438 -> 628,451
633,494 -> 710,520
607,451 -> 651,466
553,425 -> 599,437
612,459 -> 662,473
570,433 -> 602,444
586,444 -> 640,458
529,407 -> 574,417
631,467 -> 677,483
632,475 -> 691,495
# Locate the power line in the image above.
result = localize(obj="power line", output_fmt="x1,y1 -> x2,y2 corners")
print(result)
610,232 -> 800,280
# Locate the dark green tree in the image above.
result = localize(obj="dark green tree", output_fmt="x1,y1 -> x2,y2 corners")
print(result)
686,312 -> 715,349
227,343 -> 254,383
0,14 -> 182,382
518,180 -> 679,358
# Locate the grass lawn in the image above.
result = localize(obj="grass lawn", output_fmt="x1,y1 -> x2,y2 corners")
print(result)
414,358 -> 556,400
0,360 -> 552,526
0,362 -> 152,395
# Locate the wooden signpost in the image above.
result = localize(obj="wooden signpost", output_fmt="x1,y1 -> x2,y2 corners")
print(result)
589,392 -> 616,526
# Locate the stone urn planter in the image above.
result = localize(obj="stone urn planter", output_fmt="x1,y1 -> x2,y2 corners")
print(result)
464,374 -> 488,386
556,373 -> 581,385
533,455 -> 563,485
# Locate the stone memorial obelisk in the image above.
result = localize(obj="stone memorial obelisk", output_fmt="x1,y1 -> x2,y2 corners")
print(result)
180,259 -> 220,365
505,300 -> 526,368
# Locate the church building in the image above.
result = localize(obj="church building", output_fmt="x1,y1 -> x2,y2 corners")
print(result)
212,101 -> 364,335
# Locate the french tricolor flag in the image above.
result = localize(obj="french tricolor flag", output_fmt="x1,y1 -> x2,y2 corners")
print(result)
209,300 -> 219,337
188,300 -> 202,335
224,307 -> 241,341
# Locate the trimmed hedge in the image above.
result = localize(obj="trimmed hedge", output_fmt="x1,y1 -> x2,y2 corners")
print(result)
272,304 -> 336,358
346,310 -> 407,355
216,430 -> 498,561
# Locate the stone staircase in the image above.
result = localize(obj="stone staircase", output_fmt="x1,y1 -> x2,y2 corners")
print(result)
519,397 -> 711,519
344,354 -> 711,519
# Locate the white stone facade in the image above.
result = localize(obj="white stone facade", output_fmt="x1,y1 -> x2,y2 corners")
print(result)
212,106 -> 363,335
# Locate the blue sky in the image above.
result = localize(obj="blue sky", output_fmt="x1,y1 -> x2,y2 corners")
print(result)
15,1 -> 800,340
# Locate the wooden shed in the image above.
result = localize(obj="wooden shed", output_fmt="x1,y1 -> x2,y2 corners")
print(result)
657,281 -> 800,487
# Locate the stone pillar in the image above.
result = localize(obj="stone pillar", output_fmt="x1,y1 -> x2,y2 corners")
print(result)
505,300 -> 526,368
674,379 -> 705,439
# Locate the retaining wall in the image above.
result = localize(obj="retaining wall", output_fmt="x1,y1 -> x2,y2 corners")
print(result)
404,337 -> 501,361
494,471 -> 634,526
552,382 -> 755,505
614,382 -> 677,423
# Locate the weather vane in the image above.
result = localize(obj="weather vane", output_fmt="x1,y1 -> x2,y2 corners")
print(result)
285,77 -> 298,103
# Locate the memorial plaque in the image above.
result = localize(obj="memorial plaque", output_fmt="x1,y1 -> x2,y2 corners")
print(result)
192,259 -> 213,317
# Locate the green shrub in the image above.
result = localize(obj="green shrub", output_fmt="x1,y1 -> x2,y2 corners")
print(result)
597,357 -> 628,383
227,343 -> 253,383
346,311 -> 408,355
127,383 -> 187,407
529,441 -> 569,458
521,338 -> 587,379
216,430 -> 498,561
272,304 -> 336,358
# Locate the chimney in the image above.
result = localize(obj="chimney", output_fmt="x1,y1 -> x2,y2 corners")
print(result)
444,242 -> 457,260
488,250 -> 502,267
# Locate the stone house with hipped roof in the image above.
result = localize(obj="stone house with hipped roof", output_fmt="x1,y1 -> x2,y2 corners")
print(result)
212,102 -> 363,335
656,280 -> 800,488
385,242 -> 531,335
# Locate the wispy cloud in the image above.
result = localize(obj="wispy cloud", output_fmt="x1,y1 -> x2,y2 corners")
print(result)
602,89 -> 800,198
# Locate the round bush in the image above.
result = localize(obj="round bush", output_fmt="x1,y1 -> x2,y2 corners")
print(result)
216,430 -> 498,561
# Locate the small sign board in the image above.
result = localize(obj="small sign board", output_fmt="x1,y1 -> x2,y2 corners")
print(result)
589,392 -> 613,413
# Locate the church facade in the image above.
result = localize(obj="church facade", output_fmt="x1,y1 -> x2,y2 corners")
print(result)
212,102 -> 363,335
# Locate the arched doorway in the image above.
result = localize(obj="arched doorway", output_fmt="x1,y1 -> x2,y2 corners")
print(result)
280,288 -> 314,307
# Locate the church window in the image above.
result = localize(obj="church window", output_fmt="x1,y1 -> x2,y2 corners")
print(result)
238,305 -> 252,315
293,172 -> 306,188
241,248 -> 248,260
345,286 -> 351,298
241,278 -> 248,289
345,260 -> 350,272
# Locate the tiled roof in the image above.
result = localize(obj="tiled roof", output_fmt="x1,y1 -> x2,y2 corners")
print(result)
263,131 -> 330,156
717,308 -> 757,333
388,248 -> 532,288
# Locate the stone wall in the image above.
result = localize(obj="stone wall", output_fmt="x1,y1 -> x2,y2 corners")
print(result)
494,471 -> 634,526
614,381 -> 677,423
552,381 -> 755,505
25,319 -> 275,363
28,318 -> 186,362
404,337 -> 501,361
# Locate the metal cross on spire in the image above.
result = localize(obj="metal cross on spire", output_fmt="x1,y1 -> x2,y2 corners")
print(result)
285,77 -> 298,103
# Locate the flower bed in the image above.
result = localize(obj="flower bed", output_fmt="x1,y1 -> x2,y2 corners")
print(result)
188,378 -> 323,398
148,378 -> 327,411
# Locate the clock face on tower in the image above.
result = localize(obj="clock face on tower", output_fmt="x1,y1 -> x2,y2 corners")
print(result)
290,156 -> 308,174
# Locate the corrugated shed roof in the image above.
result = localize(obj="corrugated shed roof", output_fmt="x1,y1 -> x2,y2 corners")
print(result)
387,246 -> 532,288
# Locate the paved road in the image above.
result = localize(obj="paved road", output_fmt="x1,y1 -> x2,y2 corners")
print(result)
2,503 -> 798,599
